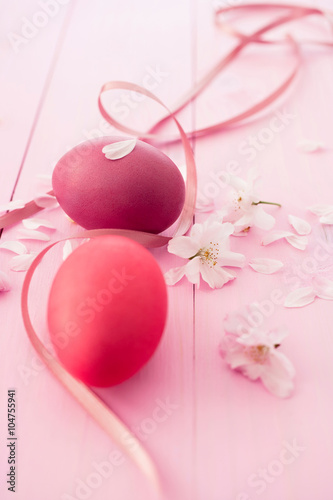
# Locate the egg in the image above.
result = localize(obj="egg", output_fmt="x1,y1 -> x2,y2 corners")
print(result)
47,236 -> 168,387
52,137 -> 185,233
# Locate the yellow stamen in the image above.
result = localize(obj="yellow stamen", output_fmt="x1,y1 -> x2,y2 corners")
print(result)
246,345 -> 270,364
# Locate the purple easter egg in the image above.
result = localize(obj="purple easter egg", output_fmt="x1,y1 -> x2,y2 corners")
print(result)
52,137 -> 185,233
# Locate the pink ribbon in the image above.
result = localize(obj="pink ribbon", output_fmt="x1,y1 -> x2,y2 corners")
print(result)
3,2 -> 333,493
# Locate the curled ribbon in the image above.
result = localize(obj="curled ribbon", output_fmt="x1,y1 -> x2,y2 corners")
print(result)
4,2 -> 333,493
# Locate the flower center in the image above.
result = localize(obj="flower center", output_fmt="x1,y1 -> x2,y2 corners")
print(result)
197,241 -> 220,268
246,345 -> 270,364
232,192 -> 244,212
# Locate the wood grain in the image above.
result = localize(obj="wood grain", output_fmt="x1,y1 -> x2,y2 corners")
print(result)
1,1 -> 333,499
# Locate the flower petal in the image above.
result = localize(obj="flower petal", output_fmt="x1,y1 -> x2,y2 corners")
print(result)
0,241 -> 27,255
22,218 -> 56,230
284,287 -> 316,308
34,193 -> 59,208
308,205 -> 333,217
199,221 -> 234,247
266,327 -> 289,345
0,200 -> 25,213
17,229 -> 51,241
0,271 -> 11,292
247,166 -> 260,186
10,253 -> 36,272
219,251 -> 245,268
184,257 -> 201,286
102,139 -> 136,160
164,265 -> 187,286
260,351 -> 295,398
249,258 -> 284,275
313,276 -> 333,300
0,200 -> 25,212
240,363 -> 265,381
288,215 -> 311,235
285,234 -> 308,250
227,175 -> 248,192
261,231 -> 294,246
252,206 -> 276,231
167,236 -> 199,259
319,214 -> 333,225
200,264 -> 235,289
297,139 -> 324,154
234,213 -> 253,230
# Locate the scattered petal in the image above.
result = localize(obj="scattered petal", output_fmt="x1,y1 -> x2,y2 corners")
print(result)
249,258 -> 284,275
288,215 -> 311,235
262,231 -> 308,250
164,265 -> 187,286
313,276 -> 333,300
34,193 -> 59,208
0,271 -> 11,292
17,229 -> 51,241
308,205 -> 333,225
308,205 -> 333,216
22,218 -> 56,230
102,139 -> 136,160
284,287 -> 316,308
218,251 -> 245,268
0,241 -> 28,254
0,200 -> 25,213
285,234 -> 308,250
10,253 -> 36,272
297,139 -> 324,153
262,231 -> 294,245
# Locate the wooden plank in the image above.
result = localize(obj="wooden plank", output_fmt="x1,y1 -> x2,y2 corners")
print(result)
0,0 -> 73,206
1,1 -> 196,499
192,2 -> 333,499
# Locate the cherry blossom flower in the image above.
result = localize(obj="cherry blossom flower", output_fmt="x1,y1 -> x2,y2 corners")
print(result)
164,220 -> 245,288
218,168 -> 280,234
220,314 -> 295,398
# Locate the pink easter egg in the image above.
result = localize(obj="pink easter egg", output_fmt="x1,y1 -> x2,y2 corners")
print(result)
47,236 -> 167,387
52,137 -> 185,233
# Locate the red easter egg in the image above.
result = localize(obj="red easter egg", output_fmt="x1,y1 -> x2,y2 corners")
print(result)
47,236 -> 167,387
52,137 -> 185,233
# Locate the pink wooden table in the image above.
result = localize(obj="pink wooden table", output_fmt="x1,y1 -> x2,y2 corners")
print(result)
1,1 -> 333,499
